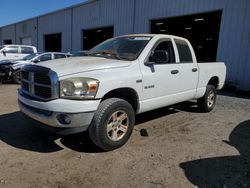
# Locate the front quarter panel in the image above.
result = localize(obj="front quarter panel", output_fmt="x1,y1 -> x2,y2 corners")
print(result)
58,60 -> 143,101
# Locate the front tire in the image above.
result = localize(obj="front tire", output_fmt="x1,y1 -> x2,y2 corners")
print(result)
197,85 -> 217,112
88,98 -> 135,151
12,69 -> 22,84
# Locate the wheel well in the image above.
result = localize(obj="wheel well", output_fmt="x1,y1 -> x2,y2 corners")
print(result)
101,88 -> 139,113
208,77 -> 219,89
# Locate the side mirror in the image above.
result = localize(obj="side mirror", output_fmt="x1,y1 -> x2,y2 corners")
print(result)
33,58 -> 40,63
152,50 -> 169,64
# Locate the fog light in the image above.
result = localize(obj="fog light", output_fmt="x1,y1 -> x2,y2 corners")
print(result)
57,114 -> 71,125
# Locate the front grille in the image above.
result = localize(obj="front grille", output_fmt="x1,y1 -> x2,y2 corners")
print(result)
34,74 -> 51,85
22,81 -> 29,91
20,65 -> 58,101
34,85 -> 52,98
22,71 -> 29,80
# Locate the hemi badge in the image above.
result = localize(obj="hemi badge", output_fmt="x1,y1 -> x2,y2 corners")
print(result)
136,80 -> 142,83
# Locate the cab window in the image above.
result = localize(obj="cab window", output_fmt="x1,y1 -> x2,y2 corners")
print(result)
4,46 -> 19,53
54,54 -> 66,59
149,40 -> 175,63
21,47 -> 34,54
39,54 -> 52,62
174,39 -> 193,63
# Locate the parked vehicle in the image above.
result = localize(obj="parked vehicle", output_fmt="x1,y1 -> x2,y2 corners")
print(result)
18,34 -> 226,150
0,45 -> 37,61
72,51 -> 88,57
0,52 -> 71,83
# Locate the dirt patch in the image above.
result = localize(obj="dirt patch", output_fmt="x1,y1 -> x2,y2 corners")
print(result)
0,84 -> 249,187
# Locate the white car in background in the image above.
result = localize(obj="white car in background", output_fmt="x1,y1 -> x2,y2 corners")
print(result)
0,52 -> 71,83
0,45 -> 37,61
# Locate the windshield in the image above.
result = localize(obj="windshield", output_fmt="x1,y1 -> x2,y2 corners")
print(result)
22,53 -> 38,61
88,36 -> 152,61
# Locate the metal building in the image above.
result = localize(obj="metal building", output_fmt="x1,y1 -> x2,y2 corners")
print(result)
0,0 -> 249,91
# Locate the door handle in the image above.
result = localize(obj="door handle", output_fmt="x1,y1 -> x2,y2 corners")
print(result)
192,68 -> 198,72
171,70 -> 179,74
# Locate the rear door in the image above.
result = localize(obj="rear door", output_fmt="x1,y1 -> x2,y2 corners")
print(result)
173,39 -> 198,97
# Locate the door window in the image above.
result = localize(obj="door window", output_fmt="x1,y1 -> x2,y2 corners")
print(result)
4,46 -> 19,53
39,54 -> 52,62
150,40 -> 175,63
21,47 -> 34,54
174,39 -> 193,62
54,54 -> 66,59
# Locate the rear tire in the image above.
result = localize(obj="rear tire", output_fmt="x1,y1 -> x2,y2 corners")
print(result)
197,85 -> 216,112
12,69 -> 22,84
88,98 -> 135,151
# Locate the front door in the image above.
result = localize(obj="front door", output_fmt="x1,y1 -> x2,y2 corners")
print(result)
139,38 -> 198,113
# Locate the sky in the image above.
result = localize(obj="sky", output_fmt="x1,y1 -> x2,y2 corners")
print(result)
0,0 -> 87,27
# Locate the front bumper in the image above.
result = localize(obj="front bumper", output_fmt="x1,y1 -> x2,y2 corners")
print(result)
18,90 -> 101,135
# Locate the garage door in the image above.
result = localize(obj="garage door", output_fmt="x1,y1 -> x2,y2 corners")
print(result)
21,37 -> 32,45
44,33 -> 62,52
151,11 -> 222,62
82,27 -> 114,50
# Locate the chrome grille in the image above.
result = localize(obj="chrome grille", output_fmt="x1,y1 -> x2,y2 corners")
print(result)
20,65 -> 58,101
34,74 -> 51,85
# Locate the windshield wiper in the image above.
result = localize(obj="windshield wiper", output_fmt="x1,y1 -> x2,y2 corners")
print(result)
88,50 -> 122,60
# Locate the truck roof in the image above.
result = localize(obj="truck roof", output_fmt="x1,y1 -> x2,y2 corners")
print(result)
120,34 -> 188,41
3,44 -> 36,48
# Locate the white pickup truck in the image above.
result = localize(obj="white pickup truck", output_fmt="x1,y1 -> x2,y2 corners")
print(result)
0,45 -> 37,61
18,34 -> 226,150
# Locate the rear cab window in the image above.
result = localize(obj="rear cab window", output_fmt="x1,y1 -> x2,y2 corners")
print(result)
174,39 -> 193,63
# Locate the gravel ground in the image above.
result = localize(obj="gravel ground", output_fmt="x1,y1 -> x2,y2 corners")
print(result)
0,84 -> 249,188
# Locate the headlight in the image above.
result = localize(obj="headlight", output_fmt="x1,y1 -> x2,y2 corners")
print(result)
60,77 -> 99,99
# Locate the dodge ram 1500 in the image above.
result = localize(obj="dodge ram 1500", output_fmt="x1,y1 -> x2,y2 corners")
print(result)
18,34 -> 226,150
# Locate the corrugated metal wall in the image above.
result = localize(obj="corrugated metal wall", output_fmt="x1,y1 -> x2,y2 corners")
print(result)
38,9 -> 72,52
0,0 -> 249,91
134,0 -> 250,91
1,25 -> 16,44
72,0 -> 135,52
0,28 -> 2,45
15,18 -> 37,46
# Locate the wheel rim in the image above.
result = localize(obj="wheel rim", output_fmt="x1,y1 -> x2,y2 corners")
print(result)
207,90 -> 215,108
106,110 -> 129,142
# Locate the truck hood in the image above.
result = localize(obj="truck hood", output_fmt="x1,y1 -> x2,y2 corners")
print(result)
38,56 -> 132,77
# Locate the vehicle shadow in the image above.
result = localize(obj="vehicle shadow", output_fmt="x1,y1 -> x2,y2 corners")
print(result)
0,106 -> 181,153
173,101 -> 201,113
180,120 -> 250,187
135,106 -> 178,125
0,111 -> 62,153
